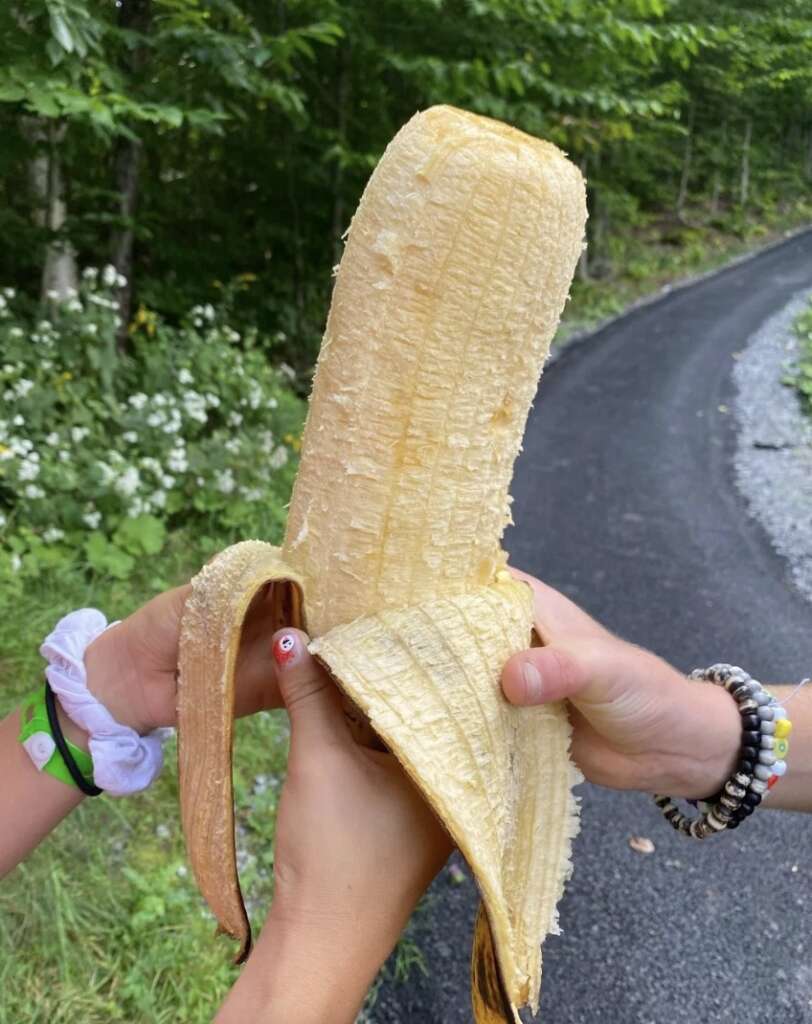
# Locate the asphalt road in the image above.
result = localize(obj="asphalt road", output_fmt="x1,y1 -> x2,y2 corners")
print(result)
372,229 -> 812,1024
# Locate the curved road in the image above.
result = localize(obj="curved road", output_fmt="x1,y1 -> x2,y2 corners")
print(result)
373,228 -> 812,1024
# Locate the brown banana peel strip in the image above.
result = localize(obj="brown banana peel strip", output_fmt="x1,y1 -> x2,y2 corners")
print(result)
177,104 -> 587,1020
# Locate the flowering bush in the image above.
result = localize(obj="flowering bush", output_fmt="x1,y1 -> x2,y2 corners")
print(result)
0,267 -> 304,583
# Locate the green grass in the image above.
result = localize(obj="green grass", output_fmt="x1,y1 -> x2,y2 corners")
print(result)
558,198 -> 812,344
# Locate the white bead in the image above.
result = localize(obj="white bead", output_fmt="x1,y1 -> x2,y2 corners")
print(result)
760,720 -> 776,734
754,764 -> 772,780
758,706 -> 774,720
758,750 -> 776,765
772,760 -> 787,777
754,690 -> 770,706
22,732 -> 56,771
749,778 -> 768,794
772,706 -> 787,721
760,736 -> 775,750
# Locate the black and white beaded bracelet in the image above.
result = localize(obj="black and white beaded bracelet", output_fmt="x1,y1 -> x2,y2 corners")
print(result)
654,664 -> 792,840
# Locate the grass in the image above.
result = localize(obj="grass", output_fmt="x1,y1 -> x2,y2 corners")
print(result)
558,198 -> 812,344
0,542 -> 292,1023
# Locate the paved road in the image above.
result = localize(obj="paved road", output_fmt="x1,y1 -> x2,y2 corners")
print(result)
373,229 -> 812,1024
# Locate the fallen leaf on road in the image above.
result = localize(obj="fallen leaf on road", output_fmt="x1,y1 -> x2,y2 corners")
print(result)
629,835 -> 655,855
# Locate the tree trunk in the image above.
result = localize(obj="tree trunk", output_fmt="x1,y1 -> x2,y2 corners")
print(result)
806,125 -> 812,180
331,46 -> 351,266
111,136 -> 142,341
740,118 -> 752,209
111,0 -> 151,347
23,117 -> 78,302
710,120 -> 727,216
676,105 -> 694,220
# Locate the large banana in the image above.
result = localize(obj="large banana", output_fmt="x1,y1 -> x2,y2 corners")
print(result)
178,105 -> 586,1022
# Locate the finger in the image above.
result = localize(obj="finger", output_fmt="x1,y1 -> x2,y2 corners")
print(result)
501,639 -> 635,708
271,629 -> 348,748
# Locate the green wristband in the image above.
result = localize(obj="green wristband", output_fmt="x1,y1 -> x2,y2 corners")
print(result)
18,688 -> 96,790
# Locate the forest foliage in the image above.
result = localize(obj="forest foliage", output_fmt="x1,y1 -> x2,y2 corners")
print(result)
2,0 -> 811,367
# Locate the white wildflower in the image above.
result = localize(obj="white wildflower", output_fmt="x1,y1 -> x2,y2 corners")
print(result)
102,264 -> 118,288
247,383 -> 262,409
167,447 -> 188,473
8,327 -> 23,340
228,411 -> 243,427
116,273 -> 127,289
269,446 -> 289,470
12,414 -> 23,426
129,393 -> 148,410
14,378 -> 33,398
18,459 -> 39,481
38,320 -> 52,332
66,299 -> 83,314
83,510 -> 101,529
150,489 -> 167,509
46,290 -> 60,302
24,484 -> 45,499
141,456 -> 161,476
215,468 -> 236,494
224,438 -> 241,454
3,287 -> 15,299
161,474 -> 175,489
85,323 -> 98,336
182,391 -> 208,423
115,466 -> 141,497
146,411 -> 166,428
0,511 -> 6,528
122,431 -> 138,444
202,303 -> 215,322
224,327 -> 240,343
45,432 -> 59,446
82,267 -> 98,281
204,392 -> 220,409
178,367 -> 194,385
58,450 -> 70,463
10,553 -> 22,572
43,527 -> 65,543
96,462 -> 116,485
242,487 -> 264,501
71,426 -> 90,444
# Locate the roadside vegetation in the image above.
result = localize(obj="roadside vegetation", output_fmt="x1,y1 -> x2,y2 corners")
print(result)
1,1 -> 811,1019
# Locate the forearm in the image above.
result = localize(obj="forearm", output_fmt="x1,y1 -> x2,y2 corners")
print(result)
0,708 -> 84,877
215,907 -> 385,1024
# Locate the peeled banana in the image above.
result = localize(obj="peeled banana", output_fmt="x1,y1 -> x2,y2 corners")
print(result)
178,104 -> 586,1022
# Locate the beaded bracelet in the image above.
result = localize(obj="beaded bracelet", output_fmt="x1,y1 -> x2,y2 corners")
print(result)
654,664 -> 792,839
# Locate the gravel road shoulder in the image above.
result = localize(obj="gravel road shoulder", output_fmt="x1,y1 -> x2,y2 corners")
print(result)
733,288 -> 812,605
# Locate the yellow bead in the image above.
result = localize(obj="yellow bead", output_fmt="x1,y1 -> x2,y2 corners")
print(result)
773,738 -> 789,759
775,719 -> 792,739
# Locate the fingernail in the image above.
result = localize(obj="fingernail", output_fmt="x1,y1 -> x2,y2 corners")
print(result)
522,661 -> 543,704
272,632 -> 300,668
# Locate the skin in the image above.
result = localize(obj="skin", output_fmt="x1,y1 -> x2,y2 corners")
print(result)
501,569 -> 812,812
0,591 -> 450,1022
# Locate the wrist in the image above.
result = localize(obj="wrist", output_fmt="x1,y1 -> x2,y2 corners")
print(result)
83,624 -> 151,736
653,679 -> 741,799
217,905 -> 382,1024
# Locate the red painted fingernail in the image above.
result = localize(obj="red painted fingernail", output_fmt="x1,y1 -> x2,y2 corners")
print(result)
273,633 -> 298,667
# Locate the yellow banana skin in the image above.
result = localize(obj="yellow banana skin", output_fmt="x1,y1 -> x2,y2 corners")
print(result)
178,105 -> 586,1020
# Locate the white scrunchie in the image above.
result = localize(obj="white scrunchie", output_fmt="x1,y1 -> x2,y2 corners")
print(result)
40,609 -> 164,797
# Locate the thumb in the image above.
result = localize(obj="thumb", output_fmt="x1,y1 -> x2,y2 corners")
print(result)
501,639 -> 633,709
272,629 -> 347,748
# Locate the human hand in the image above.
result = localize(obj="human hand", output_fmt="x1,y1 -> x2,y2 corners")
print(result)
82,583 -> 281,736
217,629 -> 452,1024
500,570 -> 741,799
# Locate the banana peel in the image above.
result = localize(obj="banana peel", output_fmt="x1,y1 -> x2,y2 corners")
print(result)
177,105 -> 586,1021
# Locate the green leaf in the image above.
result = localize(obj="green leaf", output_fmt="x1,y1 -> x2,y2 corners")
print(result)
85,534 -> 135,579
114,515 -> 167,556
50,12 -> 75,53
